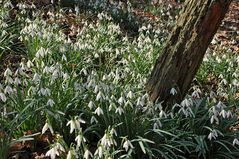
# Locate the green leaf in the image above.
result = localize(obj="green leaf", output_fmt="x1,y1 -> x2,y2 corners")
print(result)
139,141 -> 146,154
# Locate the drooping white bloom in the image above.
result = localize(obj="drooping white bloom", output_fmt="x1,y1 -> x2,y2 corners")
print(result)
233,138 -> 239,146
181,98 -> 191,107
170,88 -> 177,95
210,115 -> 219,125
123,139 -> 134,151
88,101 -> 94,109
14,77 -> 21,85
75,134 -> 86,147
126,91 -> 134,99
67,117 -> 85,134
83,149 -> 92,159
47,99 -> 55,107
94,107 -> 104,116
0,92 -> 7,102
96,91 -> 104,101
94,146 -> 103,158
159,110 -> 167,118
4,68 -> 12,77
115,106 -> 124,115
46,147 -> 59,159
66,150 -> 73,159
90,116 -> 98,124
219,109 -> 227,118
42,122 -> 54,134
4,85 -> 13,94
118,96 -> 124,105
208,130 -> 218,140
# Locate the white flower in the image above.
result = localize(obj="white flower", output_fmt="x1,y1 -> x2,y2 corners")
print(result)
90,116 -> 98,124
126,91 -> 134,99
67,117 -> 85,134
4,85 -> 13,94
192,90 -> 200,98
42,122 -> 54,134
0,92 -> 7,102
115,106 -> 124,115
123,139 -> 133,151
83,149 -> 92,159
47,99 -> 55,107
110,128 -> 117,136
66,150 -> 73,159
75,134 -> 86,147
26,60 -> 34,68
96,91 -> 104,101
14,77 -> 21,85
88,101 -> 94,109
208,130 -> 218,140
210,115 -> 219,125
94,146 -> 103,158
118,96 -> 124,105
46,147 -> 59,159
233,138 -> 239,146
33,73 -> 41,82
4,68 -> 12,77
159,110 -> 167,118
227,110 -> 233,118
94,107 -> 104,116
181,98 -> 191,107
170,88 -> 177,95
219,109 -> 227,118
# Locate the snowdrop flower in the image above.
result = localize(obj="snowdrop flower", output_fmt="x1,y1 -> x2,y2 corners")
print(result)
219,109 -> 227,118
0,92 -> 7,102
4,68 -> 12,77
67,117 -> 85,134
88,101 -> 94,109
94,107 -> 104,116
14,77 -> 21,85
226,110 -> 233,118
159,110 -> 167,118
126,91 -> 134,99
75,134 -> 86,147
123,139 -> 134,151
233,138 -> 239,146
90,116 -> 98,124
170,87 -> 177,95
118,96 -> 124,105
181,98 -> 191,107
26,60 -> 34,68
96,91 -> 104,101
115,106 -> 124,115
66,150 -> 73,159
102,74 -> 108,81
47,99 -> 55,107
33,73 -> 41,83
4,85 -> 13,94
153,121 -> 162,129
208,130 -> 218,140
46,146 -> 59,159
110,128 -> 117,137
83,149 -> 92,159
94,146 -> 103,158
210,115 -> 219,125
42,122 -> 54,134
101,134 -> 116,148
192,90 -> 200,98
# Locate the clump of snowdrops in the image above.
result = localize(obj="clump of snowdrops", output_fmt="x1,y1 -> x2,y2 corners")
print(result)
1,1 -> 239,159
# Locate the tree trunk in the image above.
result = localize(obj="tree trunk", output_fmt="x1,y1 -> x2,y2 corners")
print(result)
146,0 -> 232,108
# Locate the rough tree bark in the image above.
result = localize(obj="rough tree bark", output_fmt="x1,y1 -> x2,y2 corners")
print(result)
146,0 -> 232,108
